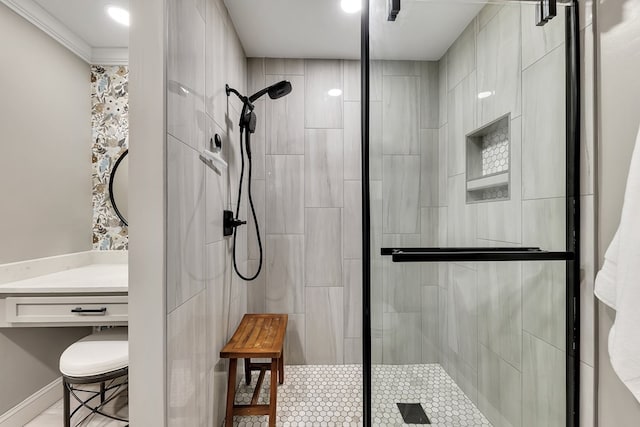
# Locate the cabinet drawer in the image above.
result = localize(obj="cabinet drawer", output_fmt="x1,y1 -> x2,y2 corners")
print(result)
5,296 -> 127,324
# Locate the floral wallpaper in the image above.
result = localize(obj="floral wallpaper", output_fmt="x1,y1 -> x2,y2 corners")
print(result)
91,65 -> 128,250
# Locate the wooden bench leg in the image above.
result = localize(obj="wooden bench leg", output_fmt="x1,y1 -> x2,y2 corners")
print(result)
244,358 -> 252,385
225,358 -> 237,427
269,358 -> 278,427
278,351 -> 284,384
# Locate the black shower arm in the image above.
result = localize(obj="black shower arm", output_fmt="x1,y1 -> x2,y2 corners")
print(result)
225,84 -> 254,111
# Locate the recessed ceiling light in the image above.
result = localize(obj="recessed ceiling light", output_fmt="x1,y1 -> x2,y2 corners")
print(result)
341,0 -> 361,14
107,6 -> 130,26
328,88 -> 343,97
477,91 -> 494,99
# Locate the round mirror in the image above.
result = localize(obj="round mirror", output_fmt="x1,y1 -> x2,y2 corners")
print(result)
109,149 -> 129,226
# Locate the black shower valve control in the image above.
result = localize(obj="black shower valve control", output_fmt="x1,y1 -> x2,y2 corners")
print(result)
223,210 -> 246,237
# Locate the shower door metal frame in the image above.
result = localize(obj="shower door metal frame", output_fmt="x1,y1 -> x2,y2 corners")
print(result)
360,1 -> 581,426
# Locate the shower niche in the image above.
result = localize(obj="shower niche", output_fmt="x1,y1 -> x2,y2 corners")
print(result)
466,113 -> 511,203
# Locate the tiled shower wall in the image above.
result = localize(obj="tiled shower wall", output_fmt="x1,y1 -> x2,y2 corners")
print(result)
245,58 -> 440,367
165,0 -> 249,425
437,3 -> 596,427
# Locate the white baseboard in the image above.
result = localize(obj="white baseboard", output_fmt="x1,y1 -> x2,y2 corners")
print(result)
0,377 -> 62,427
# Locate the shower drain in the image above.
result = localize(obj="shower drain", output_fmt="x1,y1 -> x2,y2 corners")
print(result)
396,403 -> 431,424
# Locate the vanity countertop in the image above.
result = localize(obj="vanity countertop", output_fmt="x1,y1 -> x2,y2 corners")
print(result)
0,264 -> 128,294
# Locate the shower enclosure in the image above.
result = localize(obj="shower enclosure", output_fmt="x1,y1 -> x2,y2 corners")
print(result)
165,0 -> 581,425
362,0 -> 580,426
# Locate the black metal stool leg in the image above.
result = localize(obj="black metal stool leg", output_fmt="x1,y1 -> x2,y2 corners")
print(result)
63,379 -> 71,427
100,382 -> 106,403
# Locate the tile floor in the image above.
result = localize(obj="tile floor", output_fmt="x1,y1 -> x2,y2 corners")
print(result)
26,383 -> 128,427
27,364 -> 491,426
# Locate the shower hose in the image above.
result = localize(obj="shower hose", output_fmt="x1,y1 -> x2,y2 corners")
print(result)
232,126 -> 263,281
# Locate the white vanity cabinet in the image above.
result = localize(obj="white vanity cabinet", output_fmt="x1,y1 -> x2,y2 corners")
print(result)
0,252 -> 128,328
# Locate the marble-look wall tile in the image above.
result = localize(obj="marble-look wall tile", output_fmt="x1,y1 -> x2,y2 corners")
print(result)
246,259 -> 265,313
305,59 -> 343,128
478,3 -> 504,29
382,76 -> 420,155
383,60 -> 420,76
370,181 -> 384,337
580,362 -> 595,427
265,74 -> 305,155
478,344 -> 522,427
447,174 -> 477,247
382,155 -> 420,233
477,4 -> 522,125
580,195 -> 595,366
521,3 -> 566,70
447,20 -> 476,90
370,60 -> 383,102
522,333 -> 565,427
305,208 -> 342,286
167,291 -> 207,426
580,27 -> 595,196
420,129 -> 439,207
370,102 -> 383,180
205,240 -> 230,365
265,155 -> 304,234
344,259 -> 362,338
448,72 -> 476,176
478,261 -> 522,369
168,0 -> 205,152
306,287 -> 344,364
247,179 -> 265,261
344,102 -> 362,181
167,137 -> 206,312
438,125 -> 448,206
421,208 -> 439,286
522,197 -> 566,250
382,312 -> 422,364
522,46 -> 566,199
248,99 -> 266,180
523,261 -> 566,351
265,235 -> 304,313
344,338 -> 363,364
383,234 -> 421,313
447,264 -> 478,371
420,62 -> 440,129
247,58 -> 265,95
285,313 -> 306,365
305,129 -> 344,207
477,117 -> 522,244
204,122 -> 227,244
205,0 -> 226,128
265,58 -> 305,75
438,55 -> 448,127
343,181 -> 362,259
422,286 -> 440,363
344,60 -> 361,102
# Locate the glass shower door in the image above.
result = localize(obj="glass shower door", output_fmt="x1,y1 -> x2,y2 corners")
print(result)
364,0 -> 579,425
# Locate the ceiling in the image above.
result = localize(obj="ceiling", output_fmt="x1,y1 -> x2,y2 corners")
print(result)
224,0 -> 486,61
33,0 -> 129,48
0,0 -> 128,64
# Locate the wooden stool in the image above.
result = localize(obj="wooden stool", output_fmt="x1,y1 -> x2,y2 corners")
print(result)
220,314 -> 287,427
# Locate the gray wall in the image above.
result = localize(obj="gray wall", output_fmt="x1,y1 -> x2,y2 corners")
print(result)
0,3 -> 92,263
596,0 -> 640,425
0,3 -> 92,415
436,2 -> 597,426
164,0 -> 248,425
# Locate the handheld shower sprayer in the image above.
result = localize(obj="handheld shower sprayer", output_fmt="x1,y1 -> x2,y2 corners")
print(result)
225,80 -> 292,281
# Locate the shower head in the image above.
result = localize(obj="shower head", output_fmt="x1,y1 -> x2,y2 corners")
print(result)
249,80 -> 292,103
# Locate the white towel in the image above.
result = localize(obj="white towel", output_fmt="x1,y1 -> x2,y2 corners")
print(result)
595,124 -> 640,402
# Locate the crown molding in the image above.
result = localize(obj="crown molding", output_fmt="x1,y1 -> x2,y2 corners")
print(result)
92,48 -> 129,66
0,0 -> 128,65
